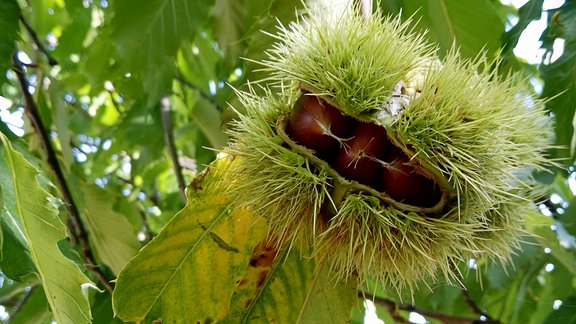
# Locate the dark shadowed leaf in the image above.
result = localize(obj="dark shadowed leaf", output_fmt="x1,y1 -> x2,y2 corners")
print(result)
543,295 -> 576,324
541,2 -> 576,164
0,0 -> 20,85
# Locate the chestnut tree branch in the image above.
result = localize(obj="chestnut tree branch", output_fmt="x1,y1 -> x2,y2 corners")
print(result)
12,54 -> 114,293
160,97 -> 187,202
459,285 -> 497,323
451,265 -> 497,323
18,13 -> 58,66
360,291 -> 501,324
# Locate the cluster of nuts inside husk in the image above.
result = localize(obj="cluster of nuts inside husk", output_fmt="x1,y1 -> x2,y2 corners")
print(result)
279,91 -> 445,210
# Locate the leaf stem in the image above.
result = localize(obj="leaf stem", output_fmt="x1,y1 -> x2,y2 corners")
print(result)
11,54 -> 114,293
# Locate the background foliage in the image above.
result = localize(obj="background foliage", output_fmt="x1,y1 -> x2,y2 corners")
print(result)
0,0 -> 575,323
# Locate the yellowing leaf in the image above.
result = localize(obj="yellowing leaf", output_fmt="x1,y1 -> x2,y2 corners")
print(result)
0,133 -> 94,324
112,155 -> 268,322
226,242 -> 358,323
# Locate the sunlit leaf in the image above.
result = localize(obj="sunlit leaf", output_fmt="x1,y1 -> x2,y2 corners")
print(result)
0,141 -> 39,282
112,155 -> 268,322
0,133 -> 94,324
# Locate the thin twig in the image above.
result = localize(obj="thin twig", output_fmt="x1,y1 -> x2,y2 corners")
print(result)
160,97 -> 187,202
452,268 -> 497,323
12,55 -> 114,293
361,292 -> 500,324
18,13 -> 58,66
11,286 -> 36,315
459,285 -> 497,322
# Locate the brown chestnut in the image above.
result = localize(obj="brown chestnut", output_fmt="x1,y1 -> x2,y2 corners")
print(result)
381,149 -> 441,208
331,122 -> 390,187
285,95 -> 354,159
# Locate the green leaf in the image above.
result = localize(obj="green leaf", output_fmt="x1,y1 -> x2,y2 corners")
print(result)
110,0 -> 215,104
0,140 -> 45,282
91,291 -> 124,324
0,0 -> 19,85
501,0 -> 544,54
551,174 -> 576,238
401,0 -> 505,59
412,282 -> 472,316
0,217 -> 36,282
211,0 -> 244,69
75,182 -> 140,275
223,0 -> 303,120
0,142 -> 40,282
225,244 -> 357,323
112,155 -> 268,322
178,33 -> 221,94
540,2 -> 576,163
543,295 -> 576,324
9,286 -> 51,324
533,226 -> 576,277
186,94 -> 228,150
0,133 -> 94,324
50,84 -> 75,170
51,1 -> 92,68
241,0 -> 304,84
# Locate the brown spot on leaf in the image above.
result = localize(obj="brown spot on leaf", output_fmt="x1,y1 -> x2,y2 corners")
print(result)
256,269 -> 270,288
188,166 -> 210,192
237,278 -> 248,286
248,240 -> 279,268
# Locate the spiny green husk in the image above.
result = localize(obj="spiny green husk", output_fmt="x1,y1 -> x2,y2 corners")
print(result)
225,10 -> 553,296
